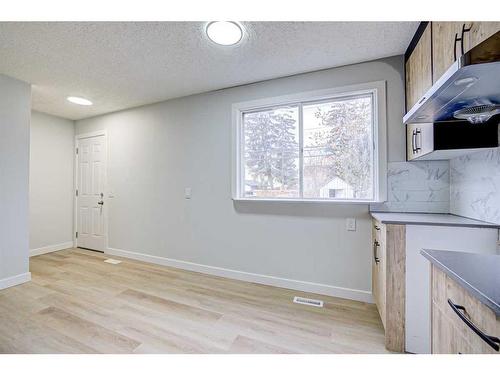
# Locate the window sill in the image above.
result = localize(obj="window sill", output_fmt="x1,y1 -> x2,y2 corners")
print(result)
232,197 -> 379,204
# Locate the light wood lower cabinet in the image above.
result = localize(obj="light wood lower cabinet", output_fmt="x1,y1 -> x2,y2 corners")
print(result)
372,220 -> 386,326
372,219 -> 406,352
431,265 -> 500,354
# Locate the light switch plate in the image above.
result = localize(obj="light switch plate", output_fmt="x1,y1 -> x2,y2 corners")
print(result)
346,218 -> 356,231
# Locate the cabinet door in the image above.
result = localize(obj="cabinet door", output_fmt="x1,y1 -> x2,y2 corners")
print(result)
405,24 -> 432,111
432,22 -> 465,83
372,220 -> 386,328
431,265 -> 500,354
432,301 -> 475,354
372,242 -> 381,321
466,22 -> 500,51
406,123 -> 434,161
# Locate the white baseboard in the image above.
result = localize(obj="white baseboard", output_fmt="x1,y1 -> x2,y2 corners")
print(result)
0,272 -> 31,290
30,241 -> 74,257
106,247 -> 373,303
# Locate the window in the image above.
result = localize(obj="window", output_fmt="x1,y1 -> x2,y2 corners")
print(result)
242,106 -> 300,198
232,82 -> 387,202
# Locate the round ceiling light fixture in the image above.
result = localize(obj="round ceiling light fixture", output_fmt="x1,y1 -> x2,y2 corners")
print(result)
206,21 -> 243,46
67,96 -> 93,106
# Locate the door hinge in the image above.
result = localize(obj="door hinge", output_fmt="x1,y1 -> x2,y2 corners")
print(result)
75,231 -> 78,238
76,147 -> 79,154
76,189 -> 78,197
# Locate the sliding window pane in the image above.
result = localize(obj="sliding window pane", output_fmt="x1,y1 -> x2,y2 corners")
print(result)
302,95 -> 373,199
243,106 -> 299,198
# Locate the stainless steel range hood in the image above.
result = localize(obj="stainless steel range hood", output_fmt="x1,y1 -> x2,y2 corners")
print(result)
403,31 -> 500,124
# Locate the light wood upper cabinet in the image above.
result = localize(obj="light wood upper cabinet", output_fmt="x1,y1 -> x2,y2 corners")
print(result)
405,24 -> 432,112
466,22 -> 500,51
431,22 -> 465,83
405,21 -> 499,116
431,22 -> 500,84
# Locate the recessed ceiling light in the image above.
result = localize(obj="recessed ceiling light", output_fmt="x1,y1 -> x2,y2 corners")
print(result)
206,21 -> 243,46
67,96 -> 93,106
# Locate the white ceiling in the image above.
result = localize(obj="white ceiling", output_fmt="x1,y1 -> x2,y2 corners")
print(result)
0,22 -> 418,120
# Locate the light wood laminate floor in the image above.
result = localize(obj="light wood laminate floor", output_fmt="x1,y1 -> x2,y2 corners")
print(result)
0,248 -> 389,354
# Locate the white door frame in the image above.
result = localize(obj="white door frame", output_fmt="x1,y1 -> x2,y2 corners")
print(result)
73,130 -> 108,250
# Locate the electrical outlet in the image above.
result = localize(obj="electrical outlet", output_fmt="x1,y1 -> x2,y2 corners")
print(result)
185,187 -> 192,199
346,218 -> 356,231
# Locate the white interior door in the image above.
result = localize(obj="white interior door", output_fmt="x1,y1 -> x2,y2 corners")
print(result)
76,134 -> 107,251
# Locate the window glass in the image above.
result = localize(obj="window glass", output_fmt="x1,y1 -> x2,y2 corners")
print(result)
243,106 -> 299,198
239,91 -> 375,201
302,95 -> 373,199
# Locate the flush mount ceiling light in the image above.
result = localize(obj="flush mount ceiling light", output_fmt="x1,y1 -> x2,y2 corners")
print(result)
206,21 -> 243,46
67,96 -> 93,106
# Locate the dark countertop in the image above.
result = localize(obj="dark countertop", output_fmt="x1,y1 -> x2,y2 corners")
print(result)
421,249 -> 500,316
370,212 -> 500,228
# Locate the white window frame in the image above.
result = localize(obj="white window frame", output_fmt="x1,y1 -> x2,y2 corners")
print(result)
232,81 -> 387,203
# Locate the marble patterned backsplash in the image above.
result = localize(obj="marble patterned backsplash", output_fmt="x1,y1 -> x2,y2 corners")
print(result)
450,148 -> 500,225
370,161 -> 450,213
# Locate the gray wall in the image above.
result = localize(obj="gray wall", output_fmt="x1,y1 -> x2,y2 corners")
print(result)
0,74 -> 31,282
30,111 -> 75,251
76,56 -> 405,299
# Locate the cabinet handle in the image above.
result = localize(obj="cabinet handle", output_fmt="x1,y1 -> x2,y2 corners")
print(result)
454,33 -> 460,61
411,129 -> 417,154
415,129 -> 421,152
373,240 -> 380,264
460,23 -> 472,56
447,299 -> 500,351
454,24 -> 472,61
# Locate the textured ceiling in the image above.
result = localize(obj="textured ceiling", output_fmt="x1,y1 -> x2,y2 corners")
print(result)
0,22 -> 418,120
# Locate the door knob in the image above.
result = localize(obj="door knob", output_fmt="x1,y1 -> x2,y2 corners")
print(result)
98,200 -> 104,205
